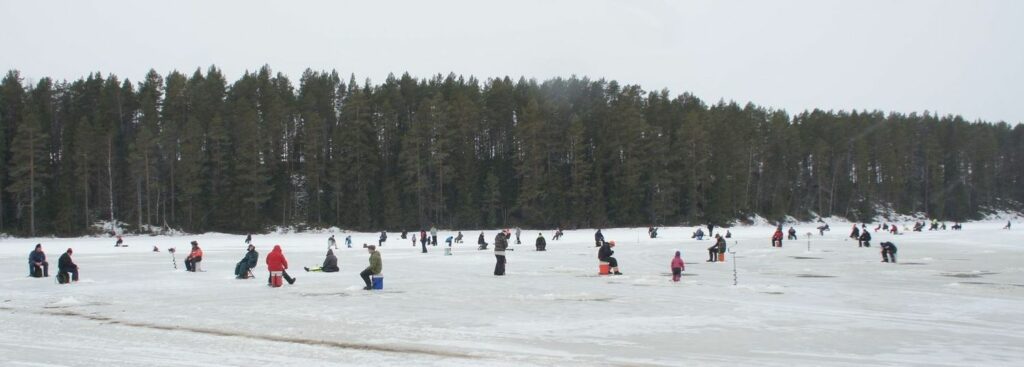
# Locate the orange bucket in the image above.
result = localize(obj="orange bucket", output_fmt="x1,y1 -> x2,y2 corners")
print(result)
599,262 -> 610,275
718,253 -> 726,262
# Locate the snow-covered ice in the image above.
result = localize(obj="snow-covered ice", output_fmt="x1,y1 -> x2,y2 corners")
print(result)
1,221 -> 1023,366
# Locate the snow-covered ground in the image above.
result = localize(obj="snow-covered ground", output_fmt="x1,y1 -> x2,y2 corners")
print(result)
1,220 -> 1022,366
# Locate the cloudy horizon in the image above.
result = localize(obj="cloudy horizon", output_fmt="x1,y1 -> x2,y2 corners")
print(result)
2,0 -> 1021,123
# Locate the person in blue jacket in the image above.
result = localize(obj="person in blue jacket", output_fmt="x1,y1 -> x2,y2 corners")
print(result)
29,244 -> 48,277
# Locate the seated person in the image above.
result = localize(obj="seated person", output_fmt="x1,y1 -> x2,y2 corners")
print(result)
57,248 -> 79,284
29,244 -> 49,278
305,249 -> 339,273
234,244 -> 259,279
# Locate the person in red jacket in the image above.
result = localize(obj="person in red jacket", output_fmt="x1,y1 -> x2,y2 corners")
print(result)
185,241 -> 204,272
266,245 -> 296,285
771,227 -> 784,247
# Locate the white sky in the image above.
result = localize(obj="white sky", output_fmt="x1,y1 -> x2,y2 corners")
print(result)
1,0 -> 1022,123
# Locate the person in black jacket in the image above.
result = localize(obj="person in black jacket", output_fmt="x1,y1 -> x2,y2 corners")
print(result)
880,242 -> 898,263
234,244 -> 259,279
535,233 -> 547,251
594,229 -> 605,247
378,231 -> 387,247
57,248 -> 79,284
598,240 -> 621,275
477,232 -> 488,250
305,249 -> 340,272
28,244 -> 49,278
859,230 -> 872,247
494,231 -> 509,276
788,227 -> 797,241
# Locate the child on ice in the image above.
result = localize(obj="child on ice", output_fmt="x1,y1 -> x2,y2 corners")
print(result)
671,251 -> 685,282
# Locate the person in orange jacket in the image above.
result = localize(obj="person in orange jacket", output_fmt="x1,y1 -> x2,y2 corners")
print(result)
266,245 -> 296,285
185,241 -> 203,272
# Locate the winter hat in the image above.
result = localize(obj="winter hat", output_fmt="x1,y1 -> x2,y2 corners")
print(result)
35,243 -> 42,250
368,244 -> 377,250
675,250 -> 681,257
66,248 -> 73,254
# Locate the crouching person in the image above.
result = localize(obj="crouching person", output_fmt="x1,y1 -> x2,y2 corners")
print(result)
234,244 -> 258,279
880,242 -> 898,263
360,245 -> 382,290
535,233 -> 547,251
305,249 -> 339,273
57,248 -> 79,284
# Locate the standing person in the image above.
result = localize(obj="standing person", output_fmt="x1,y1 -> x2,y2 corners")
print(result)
454,231 -> 464,243
535,233 -> 547,251
185,241 -> 203,272
328,235 -> 338,250
494,230 -> 509,276
57,248 -> 79,284
880,242 -> 898,263
305,249 -> 339,273
266,245 -> 296,285
772,227 -> 784,247
378,231 -> 387,247
359,245 -> 382,290
787,227 -> 797,241
411,234 -> 417,247
707,223 -> 715,237
430,226 -> 438,246
670,251 -> 685,282
244,234 -> 252,245
594,229 -> 605,247
419,229 -> 428,248
515,227 -> 522,244
859,230 -> 872,248
598,240 -> 622,275
115,235 -> 124,247
345,235 -> 353,248
234,244 -> 259,279
477,232 -> 488,250
28,244 -> 49,277
420,231 -> 429,254
1004,221 -> 1012,230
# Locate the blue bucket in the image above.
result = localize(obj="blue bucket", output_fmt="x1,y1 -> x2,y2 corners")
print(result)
371,275 -> 384,290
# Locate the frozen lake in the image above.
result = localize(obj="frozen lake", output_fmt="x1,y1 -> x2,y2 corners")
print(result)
2,220 -> 1022,366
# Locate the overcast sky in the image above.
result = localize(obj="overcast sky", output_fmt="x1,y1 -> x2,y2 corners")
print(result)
1,0 -> 1021,123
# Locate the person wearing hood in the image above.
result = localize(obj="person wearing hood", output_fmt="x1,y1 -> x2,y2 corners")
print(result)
185,241 -> 203,272
306,249 -> 339,272
234,244 -> 259,279
266,245 -> 296,285
594,229 -> 605,247
788,227 -> 797,241
598,240 -> 622,275
535,233 -> 547,251
29,244 -> 49,278
670,251 -> 685,282
57,248 -> 78,284
360,245 -> 382,290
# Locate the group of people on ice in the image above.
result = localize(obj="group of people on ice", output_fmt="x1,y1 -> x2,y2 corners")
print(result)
27,244 -> 79,283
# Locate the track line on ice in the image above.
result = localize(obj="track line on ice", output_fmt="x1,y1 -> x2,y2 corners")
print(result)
32,308 -> 480,360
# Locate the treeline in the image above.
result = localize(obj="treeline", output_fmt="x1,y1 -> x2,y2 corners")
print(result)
0,66 -> 1021,236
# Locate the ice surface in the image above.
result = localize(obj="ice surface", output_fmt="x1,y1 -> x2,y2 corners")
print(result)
1,221 -> 1022,366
